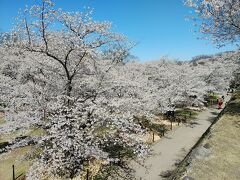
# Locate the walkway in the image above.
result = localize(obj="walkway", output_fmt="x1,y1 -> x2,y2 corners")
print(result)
130,94 -> 230,180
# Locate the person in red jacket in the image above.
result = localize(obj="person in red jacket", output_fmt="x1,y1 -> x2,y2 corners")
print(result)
218,97 -> 223,109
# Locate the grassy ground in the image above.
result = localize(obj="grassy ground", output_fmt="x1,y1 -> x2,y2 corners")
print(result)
0,146 -> 32,180
0,130 -> 23,143
175,109 -> 198,122
0,125 -> 46,143
27,128 -> 46,137
182,91 -> 240,180
0,119 -> 45,179
0,129 -> 46,144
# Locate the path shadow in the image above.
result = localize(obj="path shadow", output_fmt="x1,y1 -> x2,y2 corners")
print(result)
163,136 -> 172,139
174,158 -> 182,167
207,117 -> 216,123
210,111 -> 219,116
183,121 -> 201,128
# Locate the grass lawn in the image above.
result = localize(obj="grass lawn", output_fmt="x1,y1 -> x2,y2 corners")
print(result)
27,128 -> 46,137
0,117 -> 24,143
0,146 -> 32,180
0,126 -> 46,143
184,91 -> 240,180
175,108 -> 198,122
0,119 -> 45,179
0,130 -> 24,143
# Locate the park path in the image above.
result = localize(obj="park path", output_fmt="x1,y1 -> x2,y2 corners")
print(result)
130,94 -> 230,180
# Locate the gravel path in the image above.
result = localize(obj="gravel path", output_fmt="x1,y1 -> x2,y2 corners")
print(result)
130,94 -> 230,180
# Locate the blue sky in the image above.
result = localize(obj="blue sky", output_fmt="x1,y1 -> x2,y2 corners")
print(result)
0,0 -> 238,61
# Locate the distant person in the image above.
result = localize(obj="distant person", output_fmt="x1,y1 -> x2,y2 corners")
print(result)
218,97 -> 223,109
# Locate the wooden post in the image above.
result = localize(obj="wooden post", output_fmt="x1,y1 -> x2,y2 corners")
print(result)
86,169 -> 89,180
12,165 -> 15,180
43,108 -> 46,120
152,132 -> 155,142
86,160 -> 90,180
118,152 -> 121,165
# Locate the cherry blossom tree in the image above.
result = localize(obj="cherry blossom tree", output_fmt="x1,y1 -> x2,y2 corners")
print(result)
104,55 -> 237,119
185,0 -> 240,47
0,0 -> 238,178
1,0 -> 147,179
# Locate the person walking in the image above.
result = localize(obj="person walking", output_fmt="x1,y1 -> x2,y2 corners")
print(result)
218,97 -> 223,109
